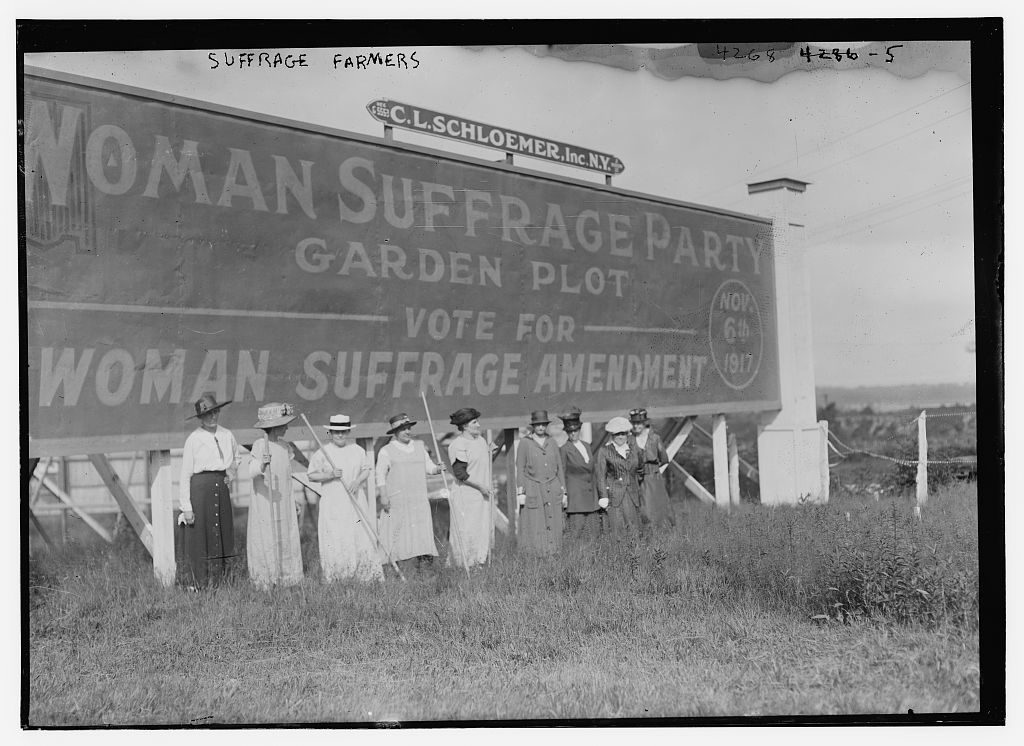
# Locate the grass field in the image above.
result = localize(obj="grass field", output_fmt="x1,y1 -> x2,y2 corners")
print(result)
27,482 -> 979,725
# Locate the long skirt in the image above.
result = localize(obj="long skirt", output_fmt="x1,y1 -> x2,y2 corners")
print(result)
178,472 -> 235,587
566,510 -> 602,541
640,465 -> 675,527
606,491 -> 642,538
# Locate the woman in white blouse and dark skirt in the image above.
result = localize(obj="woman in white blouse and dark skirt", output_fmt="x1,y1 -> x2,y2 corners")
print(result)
178,394 -> 246,588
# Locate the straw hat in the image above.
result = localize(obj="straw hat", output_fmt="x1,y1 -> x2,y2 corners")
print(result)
326,414 -> 353,431
386,413 -> 417,434
253,402 -> 296,430
188,393 -> 232,420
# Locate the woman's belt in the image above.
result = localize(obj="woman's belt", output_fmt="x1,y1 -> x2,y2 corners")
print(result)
522,473 -> 561,485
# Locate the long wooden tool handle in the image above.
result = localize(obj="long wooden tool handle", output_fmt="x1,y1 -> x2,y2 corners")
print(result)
420,392 -> 471,578
300,414 -> 405,582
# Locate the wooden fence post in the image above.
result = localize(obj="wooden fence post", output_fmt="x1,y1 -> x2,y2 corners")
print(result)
505,428 -> 518,539
728,433 -> 741,508
712,414 -> 730,510
916,411 -> 928,508
147,450 -> 176,587
819,420 -> 831,503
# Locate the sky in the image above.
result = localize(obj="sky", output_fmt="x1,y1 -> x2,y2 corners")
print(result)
22,41 -> 978,388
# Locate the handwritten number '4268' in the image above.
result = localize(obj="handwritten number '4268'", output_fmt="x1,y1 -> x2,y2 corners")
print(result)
716,44 -> 776,63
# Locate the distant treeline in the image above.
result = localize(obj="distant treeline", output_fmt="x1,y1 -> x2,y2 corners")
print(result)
816,383 -> 976,411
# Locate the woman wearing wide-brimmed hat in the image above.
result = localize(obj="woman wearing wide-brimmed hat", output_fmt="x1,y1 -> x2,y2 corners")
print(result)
245,403 -> 304,588
375,413 -> 444,570
307,414 -> 383,583
446,407 -> 493,567
178,394 -> 245,588
594,416 -> 644,536
558,407 -> 601,541
515,409 -> 567,555
629,407 -> 675,528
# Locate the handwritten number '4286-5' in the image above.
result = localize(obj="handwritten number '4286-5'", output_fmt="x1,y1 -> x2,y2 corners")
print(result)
799,44 -> 901,63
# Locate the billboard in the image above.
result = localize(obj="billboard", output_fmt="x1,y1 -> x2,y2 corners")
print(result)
24,68 -> 780,456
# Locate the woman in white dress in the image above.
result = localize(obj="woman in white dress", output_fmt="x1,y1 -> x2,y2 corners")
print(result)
246,403 -> 304,589
446,407 -> 494,568
376,413 -> 443,571
307,414 -> 383,583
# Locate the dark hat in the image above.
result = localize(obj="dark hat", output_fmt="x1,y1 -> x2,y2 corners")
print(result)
188,393 -> 232,420
530,410 -> 551,425
254,402 -> 296,430
386,412 -> 417,434
629,407 -> 649,423
449,407 -> 481,428
560,406 -> 583,431
326,414 -> 353,431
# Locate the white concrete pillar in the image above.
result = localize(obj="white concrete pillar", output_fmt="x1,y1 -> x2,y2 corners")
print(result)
747,177 -> 827,504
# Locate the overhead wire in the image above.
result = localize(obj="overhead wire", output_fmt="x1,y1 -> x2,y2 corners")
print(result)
692,82 -> 971,204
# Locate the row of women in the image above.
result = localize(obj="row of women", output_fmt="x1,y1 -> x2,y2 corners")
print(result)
177,394 -> 674,589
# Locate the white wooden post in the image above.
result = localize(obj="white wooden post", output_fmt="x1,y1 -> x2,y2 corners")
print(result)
712,414 -> 730,510
661,416 -> 695,474
147,450 -> 176,587
819,420 -> 831,503
728,433 -> 741,508
916,411 -> 928,507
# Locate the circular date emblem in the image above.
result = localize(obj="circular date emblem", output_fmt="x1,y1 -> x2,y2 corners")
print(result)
709,279 -> 763,390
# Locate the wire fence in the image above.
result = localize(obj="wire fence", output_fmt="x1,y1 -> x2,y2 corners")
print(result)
824,408 -> 977,492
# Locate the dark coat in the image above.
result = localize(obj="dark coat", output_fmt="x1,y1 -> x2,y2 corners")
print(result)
594,439 -> 643,509
560,440 -> 598,513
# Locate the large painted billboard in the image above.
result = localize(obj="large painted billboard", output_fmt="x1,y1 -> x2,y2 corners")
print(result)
24,68 -> 780,455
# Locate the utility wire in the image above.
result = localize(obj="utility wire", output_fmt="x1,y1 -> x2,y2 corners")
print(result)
805,176 -> 971,240
693,83 -> 971,203
808,188 -> 972,246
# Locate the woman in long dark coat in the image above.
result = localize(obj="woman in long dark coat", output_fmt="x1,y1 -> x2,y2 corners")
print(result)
516,410 -> 567,555
559,408 -> 601,540
630,407 -> 675,527
594,416 -> 643,537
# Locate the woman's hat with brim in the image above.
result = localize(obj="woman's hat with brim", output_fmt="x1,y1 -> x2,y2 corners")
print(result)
188,393 -> 232,420
449,407 -> 481,428
254,402 -> 296,430
326,414 -> 353,431
530,410 -> 551,426
605,416 -> 631,434
386,413 -> 417,434
560,406 -> 583,431
628,407 -> 649,424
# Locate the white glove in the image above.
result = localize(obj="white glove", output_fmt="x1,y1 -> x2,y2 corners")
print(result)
517,492 -> 526,508
438,487 -> 451,500
561,493 -> 568,509
598,497 -> 609,510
